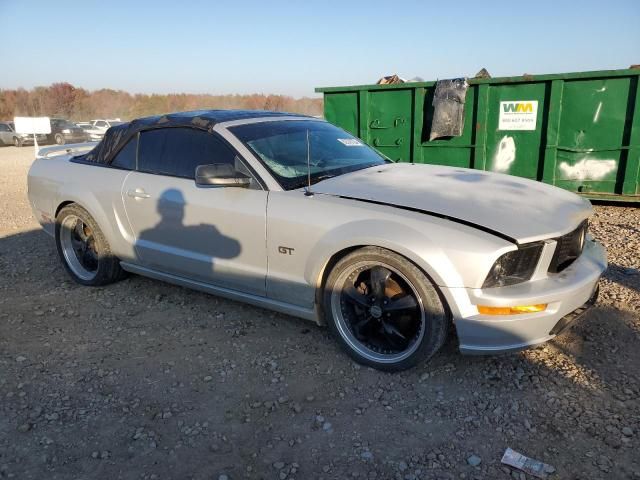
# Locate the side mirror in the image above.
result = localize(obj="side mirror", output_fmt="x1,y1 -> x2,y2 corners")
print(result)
195,163 -> 251,188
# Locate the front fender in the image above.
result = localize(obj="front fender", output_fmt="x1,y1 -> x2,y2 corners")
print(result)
266,191 -> 514,319
306,219 -> 462,291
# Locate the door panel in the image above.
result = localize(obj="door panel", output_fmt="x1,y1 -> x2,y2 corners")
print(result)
122,172 -> 267,296
486,83 -> 546,180
554,78 -> 630,194
366,90 -> 412,161
325,92 -> 359,136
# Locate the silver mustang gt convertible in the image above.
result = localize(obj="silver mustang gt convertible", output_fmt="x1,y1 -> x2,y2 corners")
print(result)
27,110 -> 607,371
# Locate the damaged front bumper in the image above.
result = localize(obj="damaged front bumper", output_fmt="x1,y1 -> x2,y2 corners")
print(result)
549,285 -> 599,336
442,237 -> 607,354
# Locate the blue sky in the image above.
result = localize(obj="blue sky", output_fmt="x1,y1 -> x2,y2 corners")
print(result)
0,0 -> 638,97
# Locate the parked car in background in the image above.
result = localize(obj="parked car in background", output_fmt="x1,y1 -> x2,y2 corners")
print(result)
47,119 -> 88,145
27,110 -> 606,371
76,122 -> 103,142
0,121 -> 47,147
81,119 -> 124,142
91,119 -> 124,131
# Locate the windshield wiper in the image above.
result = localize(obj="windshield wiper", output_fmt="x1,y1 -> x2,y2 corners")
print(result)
287,163 -> 383,190
311,173 -> 338,184
285,174 -> 337,190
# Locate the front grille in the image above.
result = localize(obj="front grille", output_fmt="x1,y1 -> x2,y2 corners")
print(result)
548,221 -> 587,273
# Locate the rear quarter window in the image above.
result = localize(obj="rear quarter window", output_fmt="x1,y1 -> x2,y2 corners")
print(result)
110,134 -> 138,170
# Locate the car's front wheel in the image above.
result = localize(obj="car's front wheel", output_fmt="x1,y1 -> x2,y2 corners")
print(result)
55,204 -> 126,286
54,134 -> 65,145
323,247 -> 449,371
13,137 -> 23,147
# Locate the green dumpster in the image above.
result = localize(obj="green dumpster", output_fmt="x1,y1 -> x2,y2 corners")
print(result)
316,68 -> 640,202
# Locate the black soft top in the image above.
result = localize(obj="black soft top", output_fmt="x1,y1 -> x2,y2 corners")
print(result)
82,109 -> 304,165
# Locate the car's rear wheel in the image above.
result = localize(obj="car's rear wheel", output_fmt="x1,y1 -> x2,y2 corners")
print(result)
55,204 -> 125,286
54,134 -> 65,145
13,137 -> 23,147
323,247 -> 449,371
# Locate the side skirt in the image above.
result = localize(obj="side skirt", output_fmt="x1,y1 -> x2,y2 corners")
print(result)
119,262 -> 319,323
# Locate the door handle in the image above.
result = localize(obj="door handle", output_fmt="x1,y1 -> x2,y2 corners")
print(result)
127,188 -> 151,199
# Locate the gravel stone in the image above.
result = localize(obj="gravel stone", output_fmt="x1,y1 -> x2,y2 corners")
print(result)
467,455 -> 482,467
361,451 -> 374,461
17,423 -> 31,433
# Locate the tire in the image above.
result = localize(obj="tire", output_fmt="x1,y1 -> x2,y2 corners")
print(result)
54,134 -> 65,145
323,247 -> 449,371
13,137 -> 23,147
55,204 -> 126,286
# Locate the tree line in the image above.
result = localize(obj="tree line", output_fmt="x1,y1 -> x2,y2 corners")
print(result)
0,82 -> 323,121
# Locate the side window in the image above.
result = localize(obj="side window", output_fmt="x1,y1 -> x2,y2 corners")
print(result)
96,121 -> 107,128
138,128 -> 237,179
0,124 -> 9,132
111,134 -> 137,170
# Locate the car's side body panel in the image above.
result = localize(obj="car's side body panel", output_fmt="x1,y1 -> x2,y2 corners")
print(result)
121,171 -> 268,296
28,157 -> 133,260
119,261 -> 317,321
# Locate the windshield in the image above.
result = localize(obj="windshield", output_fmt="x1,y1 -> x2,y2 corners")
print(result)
53,120 -> 77,129
231,120 -> 387,190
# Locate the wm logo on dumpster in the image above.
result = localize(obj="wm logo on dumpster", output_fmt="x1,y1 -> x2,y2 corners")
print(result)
502,102 -> 535,113
498,100 -> 538,131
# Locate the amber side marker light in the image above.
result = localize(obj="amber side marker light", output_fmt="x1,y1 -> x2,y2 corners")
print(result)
477,304 -> 547,315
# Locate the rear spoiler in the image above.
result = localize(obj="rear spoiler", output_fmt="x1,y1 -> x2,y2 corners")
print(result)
37,142 -> 97,159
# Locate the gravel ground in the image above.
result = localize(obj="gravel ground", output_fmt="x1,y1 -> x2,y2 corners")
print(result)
0,145 -> 639,480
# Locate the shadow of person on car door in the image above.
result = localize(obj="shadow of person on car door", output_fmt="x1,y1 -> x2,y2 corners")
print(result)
135,188 -> 241,280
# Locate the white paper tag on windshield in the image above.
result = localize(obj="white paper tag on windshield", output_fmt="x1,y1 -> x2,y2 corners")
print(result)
337,138 -> 363,146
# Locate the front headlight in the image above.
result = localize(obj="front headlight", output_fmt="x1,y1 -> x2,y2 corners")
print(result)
482,242 -> 544,288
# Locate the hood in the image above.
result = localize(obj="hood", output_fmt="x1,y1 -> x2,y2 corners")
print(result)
312,163 -> 592,244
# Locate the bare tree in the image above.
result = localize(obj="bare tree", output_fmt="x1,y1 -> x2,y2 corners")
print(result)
0,83 -> 322,121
